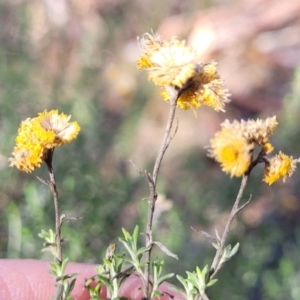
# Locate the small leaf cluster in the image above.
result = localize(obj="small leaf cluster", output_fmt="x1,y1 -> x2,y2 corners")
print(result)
212,242 -> 240,269
176,266 -> 217,300
49,258 -> 77,300
39,229 -> 77,300
86,226 -> 175,299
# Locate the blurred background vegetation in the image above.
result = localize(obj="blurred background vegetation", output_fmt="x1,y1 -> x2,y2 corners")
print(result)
1,0 -> 300,299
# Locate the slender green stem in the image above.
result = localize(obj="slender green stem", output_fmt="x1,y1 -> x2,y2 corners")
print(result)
209,150 -> 266,279
210,174 -> 249,278
152,98 -> 178,184
143,90 -> 178,299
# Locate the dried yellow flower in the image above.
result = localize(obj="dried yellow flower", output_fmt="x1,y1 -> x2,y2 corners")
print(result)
10,145 -> 44,173
9,110 -> 80,173
209,116 -> 298,182
137,33 -> 198,89
37,110 -> 81,147
221,116 -> 278,148
263,152 -> 296,185
240,116 -> 278,145
174,61 -> 230,111
137,33 -> 230,111
209,127 -> 254,177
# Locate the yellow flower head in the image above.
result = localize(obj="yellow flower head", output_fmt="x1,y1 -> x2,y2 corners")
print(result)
137,33 -> 231,111
137,33 -> 198,89
37,110 -> 81,147
209,116 -> 297,182
9,110 -> 80,173
164,61 -> 230,111
10,145 -> 44,173
263,152 -> 297,185
208,127 -> 254,177
240,116 -> 278,146
221,116 -> 278,152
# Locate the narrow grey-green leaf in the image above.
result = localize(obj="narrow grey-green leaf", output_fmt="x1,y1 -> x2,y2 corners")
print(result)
229,242 -> 240,259
212,243 -> 218,250
121,228 -> 130,241
153,241 -> 178,260
206,278 -> 218,288
157,273 -> 175,286
132,225 -> 139,245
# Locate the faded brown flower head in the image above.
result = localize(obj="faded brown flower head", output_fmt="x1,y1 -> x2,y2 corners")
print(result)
239,116 -> 278,146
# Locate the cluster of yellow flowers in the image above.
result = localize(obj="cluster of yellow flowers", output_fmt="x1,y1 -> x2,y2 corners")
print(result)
137,33 -> 230,111
10,32 -> 298,185
137,32 -> 298,185
208,116 -> 297,184
9,110 -> 80,173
